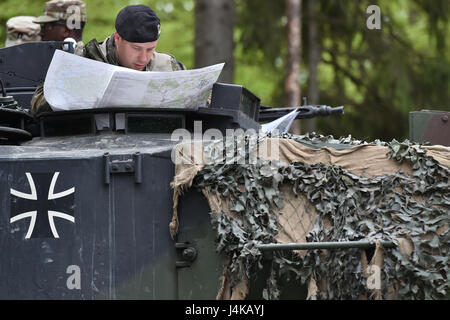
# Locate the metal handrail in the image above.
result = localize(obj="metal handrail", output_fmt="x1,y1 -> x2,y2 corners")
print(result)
256,240 -> 395,251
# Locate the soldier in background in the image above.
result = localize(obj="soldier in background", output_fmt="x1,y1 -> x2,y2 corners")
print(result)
34,0 -> 86,54
5,16 -> 41,47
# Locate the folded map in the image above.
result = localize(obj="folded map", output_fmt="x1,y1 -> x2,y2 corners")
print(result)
44,50 -> 224,111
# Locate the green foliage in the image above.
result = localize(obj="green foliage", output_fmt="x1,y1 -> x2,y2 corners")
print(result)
236,0 -> 450,141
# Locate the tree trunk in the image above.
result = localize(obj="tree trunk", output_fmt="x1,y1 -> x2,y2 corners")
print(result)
303,0 -> 320,133
285,0 -> 302,134
194,0 -> 235,83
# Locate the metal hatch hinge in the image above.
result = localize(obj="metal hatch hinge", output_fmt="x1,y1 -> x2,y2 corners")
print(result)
103,152 -> 142,184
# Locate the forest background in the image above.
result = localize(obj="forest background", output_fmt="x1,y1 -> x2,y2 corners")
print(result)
0,0 -> 448,141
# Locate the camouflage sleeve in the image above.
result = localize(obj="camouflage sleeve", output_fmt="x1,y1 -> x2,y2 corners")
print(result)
170,56 -> 187,71
31,84 -> 52,115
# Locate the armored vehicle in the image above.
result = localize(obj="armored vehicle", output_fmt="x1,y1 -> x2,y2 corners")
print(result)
0,42 -> 345,299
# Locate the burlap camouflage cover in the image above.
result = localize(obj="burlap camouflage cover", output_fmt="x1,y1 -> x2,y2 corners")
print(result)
171,134 -> 450,300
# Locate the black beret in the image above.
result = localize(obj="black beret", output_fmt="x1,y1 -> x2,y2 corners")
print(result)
115,5 -> 161,43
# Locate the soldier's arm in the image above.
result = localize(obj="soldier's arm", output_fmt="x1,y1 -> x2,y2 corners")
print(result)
31,83 -> 51,115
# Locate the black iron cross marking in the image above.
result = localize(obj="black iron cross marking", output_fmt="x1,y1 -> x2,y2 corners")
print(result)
10,172 -> 75,239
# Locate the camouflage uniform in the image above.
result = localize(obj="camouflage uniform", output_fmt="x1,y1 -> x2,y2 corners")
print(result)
31,34 -> 186,115
5,16 -> 41,47
34,0 -> 87,25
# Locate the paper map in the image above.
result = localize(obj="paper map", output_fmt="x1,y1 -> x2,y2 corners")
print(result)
44,50 -> 224,111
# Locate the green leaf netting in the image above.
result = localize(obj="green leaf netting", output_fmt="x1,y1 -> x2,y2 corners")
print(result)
190,133 -> 449,300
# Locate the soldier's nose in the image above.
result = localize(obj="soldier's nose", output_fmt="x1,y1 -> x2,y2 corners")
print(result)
137,53 -> 147,64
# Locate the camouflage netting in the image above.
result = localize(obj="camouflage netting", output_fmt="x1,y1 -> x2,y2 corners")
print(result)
170,133 -> 450,300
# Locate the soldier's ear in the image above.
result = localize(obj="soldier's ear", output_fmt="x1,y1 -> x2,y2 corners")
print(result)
114,32 -> 120,43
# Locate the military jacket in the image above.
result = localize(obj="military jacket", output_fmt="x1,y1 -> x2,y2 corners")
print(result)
31,34 -> 186,115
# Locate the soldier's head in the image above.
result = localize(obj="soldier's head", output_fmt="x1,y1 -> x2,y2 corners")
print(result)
5,16 -> 41,47
34,0 -> 87,42
114,5 -> 161,71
